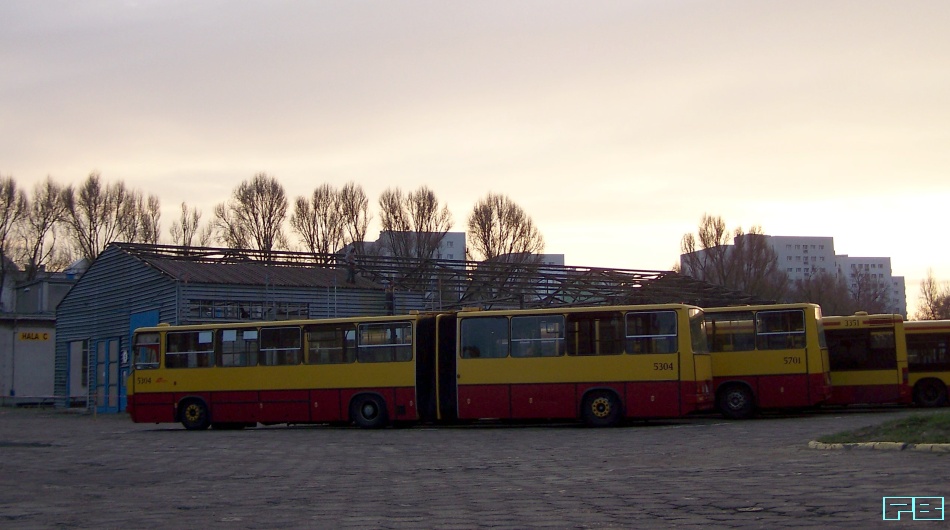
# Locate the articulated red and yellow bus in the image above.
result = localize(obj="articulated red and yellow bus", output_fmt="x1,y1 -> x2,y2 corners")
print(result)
822,313 -> 911,406
904,320 -> 950,407
127,304 -> 714,429
703,303 -> 831,419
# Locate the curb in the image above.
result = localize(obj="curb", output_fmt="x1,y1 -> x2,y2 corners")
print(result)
808,440 -> 950,453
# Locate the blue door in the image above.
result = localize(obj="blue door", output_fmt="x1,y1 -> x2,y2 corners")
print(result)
95,338 -> 121,414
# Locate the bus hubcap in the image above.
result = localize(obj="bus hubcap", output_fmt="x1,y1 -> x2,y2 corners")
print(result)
592,397 -> 611,418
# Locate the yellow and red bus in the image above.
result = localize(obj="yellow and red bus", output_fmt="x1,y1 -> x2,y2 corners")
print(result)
127,304 -> 714,429
127,314 -> 438,429
822,313 -> 911,406
703,303 -> 831,419
450,304 -> 714,426
904,320 -> 950,407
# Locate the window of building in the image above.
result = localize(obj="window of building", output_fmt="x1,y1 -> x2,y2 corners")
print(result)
185,299 -> 309,322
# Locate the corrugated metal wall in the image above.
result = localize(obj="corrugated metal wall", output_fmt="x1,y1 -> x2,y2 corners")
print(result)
54,246 -> 178,408
54,245 -> 416,410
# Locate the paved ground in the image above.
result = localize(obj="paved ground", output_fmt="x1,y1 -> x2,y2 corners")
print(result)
0,407 -> 946,529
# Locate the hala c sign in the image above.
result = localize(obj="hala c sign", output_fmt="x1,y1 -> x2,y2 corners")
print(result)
19,331 -> 51,341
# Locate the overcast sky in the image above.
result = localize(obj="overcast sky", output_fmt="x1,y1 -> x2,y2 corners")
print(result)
3,1 -> 948,314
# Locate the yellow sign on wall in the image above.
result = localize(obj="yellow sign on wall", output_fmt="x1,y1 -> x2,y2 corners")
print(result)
19,331 -> 50,341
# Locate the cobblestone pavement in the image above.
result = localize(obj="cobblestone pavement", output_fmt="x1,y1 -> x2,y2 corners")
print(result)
0,407 -> 946,529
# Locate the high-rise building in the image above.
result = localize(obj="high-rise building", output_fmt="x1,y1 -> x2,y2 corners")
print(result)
682,234 -> 906,317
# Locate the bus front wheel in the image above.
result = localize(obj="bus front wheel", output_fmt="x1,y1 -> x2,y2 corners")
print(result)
179,399 -> 211,430
718,385 -> 754,420
350,395 -> 389,429
914,380 -> 948,408
582,391 -> 622,427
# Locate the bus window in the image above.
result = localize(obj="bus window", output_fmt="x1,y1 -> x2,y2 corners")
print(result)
706,311 -> 754,352
625,311 -> 677,354
166,330 -> 214,368
511,315 -> 565,357
689,308 -> 708,354
827,329 -> 898,371
566,311 -> 623,356
133,333 -> 160,369
358,322 -> 412,363
260,327 -> 302,365
218,328 -> 258,367
907,334 -> 950,371
305,324 -> 355,364
460,317 -> 508,359
755,310 -> 806,350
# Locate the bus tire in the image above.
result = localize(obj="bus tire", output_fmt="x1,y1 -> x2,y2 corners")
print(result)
581,390 -> 622,427
350,394 -> 389,429
718,385 -> 754,420
179,399 -> 211,430
914,379 -> 948,408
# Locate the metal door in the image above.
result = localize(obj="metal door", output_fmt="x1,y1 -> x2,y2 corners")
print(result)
95,338 -> 122,414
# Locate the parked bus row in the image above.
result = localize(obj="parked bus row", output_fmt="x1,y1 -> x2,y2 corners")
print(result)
126,303 -> 949,430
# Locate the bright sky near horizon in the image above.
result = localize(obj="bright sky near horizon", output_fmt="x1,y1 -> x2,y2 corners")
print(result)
2,1 -> 949,315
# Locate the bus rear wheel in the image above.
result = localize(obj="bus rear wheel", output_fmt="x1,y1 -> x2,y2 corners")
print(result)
914,379 -> 948,408
582,391 -> 622,427
350,395 -> 389,429
718,385 -> 754,420
179,399 -> 211,430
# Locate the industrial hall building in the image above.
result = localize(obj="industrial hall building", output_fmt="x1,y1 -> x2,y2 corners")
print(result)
53,242 -> 766,414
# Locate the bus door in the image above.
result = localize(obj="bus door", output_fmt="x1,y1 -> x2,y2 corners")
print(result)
455,315 -> 513,420
434,313 -> 458,422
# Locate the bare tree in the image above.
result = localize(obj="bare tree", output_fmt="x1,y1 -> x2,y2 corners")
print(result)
0,176 -> 27,307
62,173 -> 160,261
378,185 -> 453,260
467,193 -> 544,263
290,184 -> 345,262
169,202 -> 213,249
786,270 -> 854,316
848,269 -> 891,314
915,269 -> 950,320
338,181 -> 371,254
213,173 -> 288,259
680,214 -> 787,301
17,177 -> 70,280
138,194 -> 162,244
